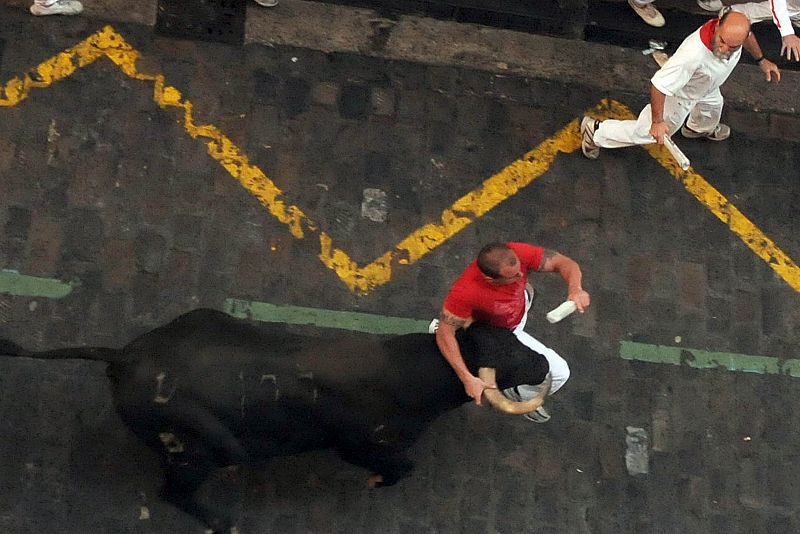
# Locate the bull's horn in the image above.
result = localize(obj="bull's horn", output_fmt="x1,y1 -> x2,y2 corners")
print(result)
478,367 -> 552,415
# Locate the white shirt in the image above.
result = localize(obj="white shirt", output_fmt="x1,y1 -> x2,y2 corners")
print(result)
651,25 -> 741,101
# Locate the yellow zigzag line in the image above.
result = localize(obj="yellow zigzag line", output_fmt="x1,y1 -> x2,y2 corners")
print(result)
2,28 -> 798,294
588,100 -> 800,292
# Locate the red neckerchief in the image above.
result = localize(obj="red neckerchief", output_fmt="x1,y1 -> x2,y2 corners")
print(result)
699,18 -> 719,51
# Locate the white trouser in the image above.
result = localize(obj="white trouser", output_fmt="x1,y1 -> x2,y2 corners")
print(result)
733,1 -> 800,26
34,0 -> 60,5
593,90 -> 723,148
509,288 -> 570,399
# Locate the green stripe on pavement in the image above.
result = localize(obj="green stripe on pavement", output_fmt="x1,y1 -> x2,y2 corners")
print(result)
224,298 -> 431,335
0,270 -> 74,299
620,341 -> 800,378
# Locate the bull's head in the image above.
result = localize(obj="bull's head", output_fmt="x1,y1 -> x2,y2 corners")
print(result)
458,323 -> 552,415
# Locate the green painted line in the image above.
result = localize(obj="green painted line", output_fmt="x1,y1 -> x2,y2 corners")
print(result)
224,298 -> 431,335
620,341 -> 800,378
220,301 -> 800,379
0,270 -> 74,299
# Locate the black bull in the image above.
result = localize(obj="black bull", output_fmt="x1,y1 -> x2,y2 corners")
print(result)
0,308 -> 550,532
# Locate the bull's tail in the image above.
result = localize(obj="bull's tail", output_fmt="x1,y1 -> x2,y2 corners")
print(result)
0,339 -> 126,364
0,339 -> 27,358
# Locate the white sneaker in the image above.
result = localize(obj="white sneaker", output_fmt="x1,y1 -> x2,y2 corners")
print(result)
253,0 -> 279,6
627,0 -> 665,27
502,387 -> 551,423
696,0 -> 723,11
580,116 -> 600,160
428,319 -> 439,334
30,0 -> 83,16
652,51 -> 670,67
522,406 -> 551,423
681,122 -> 730,141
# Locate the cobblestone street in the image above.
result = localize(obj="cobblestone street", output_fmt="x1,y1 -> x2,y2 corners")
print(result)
1,1 -> 799,532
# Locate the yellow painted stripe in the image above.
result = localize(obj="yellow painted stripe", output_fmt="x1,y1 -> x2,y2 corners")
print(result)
671,170 -> 800,292
634,127 -> 800,293
586,100 -> 800,293
0,29 -> 107,106
2,31 -> 798,295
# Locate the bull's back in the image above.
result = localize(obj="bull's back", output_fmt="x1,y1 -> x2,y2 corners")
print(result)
110,311 -> 465,456
110,312 -> 398,443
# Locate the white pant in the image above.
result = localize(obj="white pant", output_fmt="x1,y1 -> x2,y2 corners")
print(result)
593,91 -> 723,148
733,1 -> 800,26
508,288 -> 570,399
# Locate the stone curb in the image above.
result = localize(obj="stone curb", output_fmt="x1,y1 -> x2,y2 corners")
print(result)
1,0 -> 798,131
244,1 -> 798,117
247,1 -> 800,141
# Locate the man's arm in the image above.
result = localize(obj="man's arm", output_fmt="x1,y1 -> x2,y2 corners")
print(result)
743,31 -> 781,82
767,0 -> 798,40
734,0 -> 798,60
649,84 -> 669,144
435,308 -> 495,405
538,249 -> 591,312
767,0 -> 800,60
781,34 -> 800,62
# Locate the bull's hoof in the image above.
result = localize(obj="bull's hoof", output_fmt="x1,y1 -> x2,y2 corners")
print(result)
202,515 -> 235,534
367,474 -> 383,488
202,527 -> 238,534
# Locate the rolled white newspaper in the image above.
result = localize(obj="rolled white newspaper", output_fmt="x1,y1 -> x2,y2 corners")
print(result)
546,300 -> 577,323
662,135 -> 690,171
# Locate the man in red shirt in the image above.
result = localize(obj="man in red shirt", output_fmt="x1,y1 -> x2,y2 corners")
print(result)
434,242 -> 590,422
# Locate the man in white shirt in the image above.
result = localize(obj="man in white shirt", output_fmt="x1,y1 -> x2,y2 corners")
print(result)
732,0 -> 800,60
580,10 -> 780,159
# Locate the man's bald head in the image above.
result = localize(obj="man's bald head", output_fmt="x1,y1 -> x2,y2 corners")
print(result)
719,11 -> 751,41
476,243 -> 523,285
714,11 -> 751,59
477,243 -> 515,278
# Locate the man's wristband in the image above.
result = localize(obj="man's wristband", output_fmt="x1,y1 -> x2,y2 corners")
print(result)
754,55 -> 765,62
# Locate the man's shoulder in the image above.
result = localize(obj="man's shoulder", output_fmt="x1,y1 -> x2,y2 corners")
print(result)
508,242 -> 544,270
444,269 -> 486,317
673,31 -> 707,62
450,265 -> 482,292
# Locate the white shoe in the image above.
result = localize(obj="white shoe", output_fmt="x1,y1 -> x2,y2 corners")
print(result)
652,51 -> 670,67
681,122 -> 730,141
696,0 -> 723,11
580,116 -> 600,160
522,406 -> 551,423
428,319 -> 439,334
30,0 -> 83,15
502,387 -> 551,423
253,0 -> 279,6
627,0 -> 665,27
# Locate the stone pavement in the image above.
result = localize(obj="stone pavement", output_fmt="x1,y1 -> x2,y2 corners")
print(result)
0,1 -> 799,533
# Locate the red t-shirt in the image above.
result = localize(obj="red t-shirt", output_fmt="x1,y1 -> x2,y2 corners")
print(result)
443,242 -> 544,329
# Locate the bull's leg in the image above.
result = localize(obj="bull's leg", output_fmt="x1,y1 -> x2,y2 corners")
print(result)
118,399 -> 247,533
337,445 -> 414,487
158,436 -> 240,534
